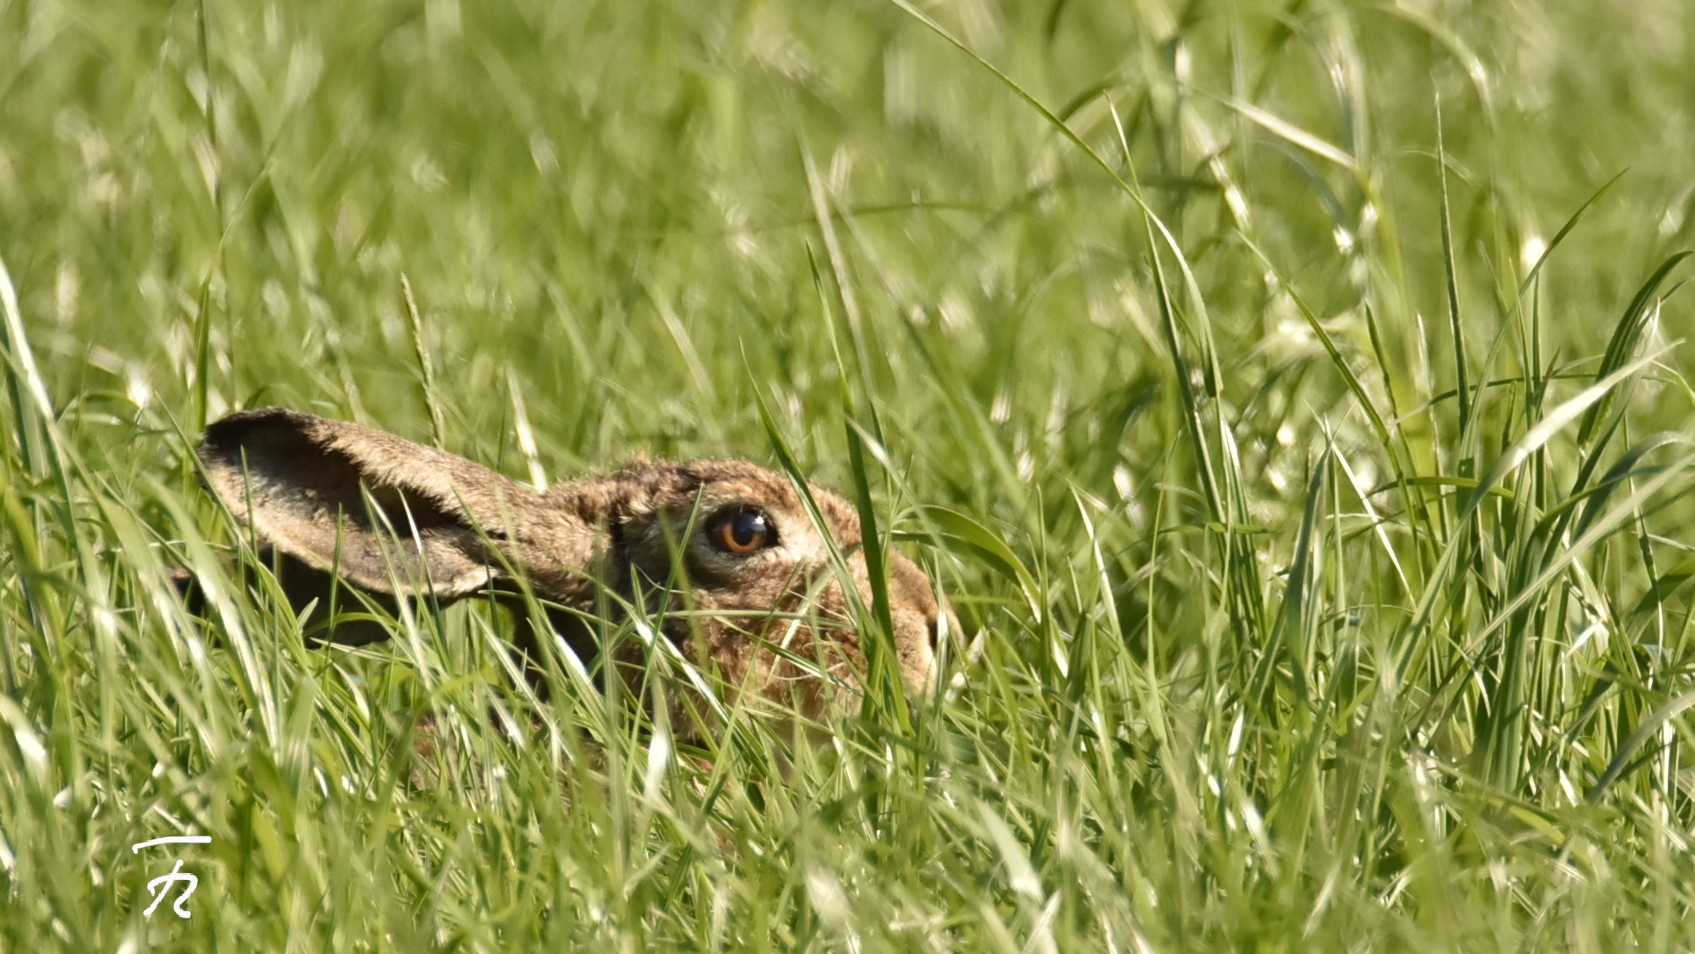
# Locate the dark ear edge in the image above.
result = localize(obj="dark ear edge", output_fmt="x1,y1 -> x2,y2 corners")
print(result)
198,407 -> 515,599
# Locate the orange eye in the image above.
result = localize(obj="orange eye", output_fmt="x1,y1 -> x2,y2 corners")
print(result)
709,508 -> 774,555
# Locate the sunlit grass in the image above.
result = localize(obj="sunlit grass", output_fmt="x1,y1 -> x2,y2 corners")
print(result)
2,0 -> 1694,950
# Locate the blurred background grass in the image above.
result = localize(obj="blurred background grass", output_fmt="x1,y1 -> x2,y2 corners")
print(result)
3,0 -> 1695,950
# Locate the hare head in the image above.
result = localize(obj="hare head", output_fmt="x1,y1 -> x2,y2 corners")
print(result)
197,407 -> 946,726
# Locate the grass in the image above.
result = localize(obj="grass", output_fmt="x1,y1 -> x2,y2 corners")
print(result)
3,0 -> 1695,949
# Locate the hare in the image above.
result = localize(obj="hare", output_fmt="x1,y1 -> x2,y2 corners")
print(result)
197,407 -> 945,728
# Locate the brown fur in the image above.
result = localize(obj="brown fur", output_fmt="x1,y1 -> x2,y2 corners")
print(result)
198,408 -> 947,731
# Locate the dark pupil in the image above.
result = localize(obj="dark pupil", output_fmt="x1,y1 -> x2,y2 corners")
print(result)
730,511 -> 766,548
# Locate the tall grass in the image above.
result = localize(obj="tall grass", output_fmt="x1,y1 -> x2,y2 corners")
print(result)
2,0 -> 1694,949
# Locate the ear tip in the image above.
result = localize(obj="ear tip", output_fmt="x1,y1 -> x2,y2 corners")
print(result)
204,405 -> 311,434
199,408 -> 337,484
201,406 -> 316,451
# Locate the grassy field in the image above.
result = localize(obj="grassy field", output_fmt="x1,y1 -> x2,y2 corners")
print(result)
3,0 -> 1695,949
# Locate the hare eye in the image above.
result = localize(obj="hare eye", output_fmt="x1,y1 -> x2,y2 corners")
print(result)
708,507 -> 774,555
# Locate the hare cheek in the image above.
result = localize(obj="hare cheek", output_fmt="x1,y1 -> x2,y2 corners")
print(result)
677,551 -> 757,590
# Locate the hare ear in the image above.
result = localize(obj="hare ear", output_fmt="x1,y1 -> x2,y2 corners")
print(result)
199,407 -> 532,599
